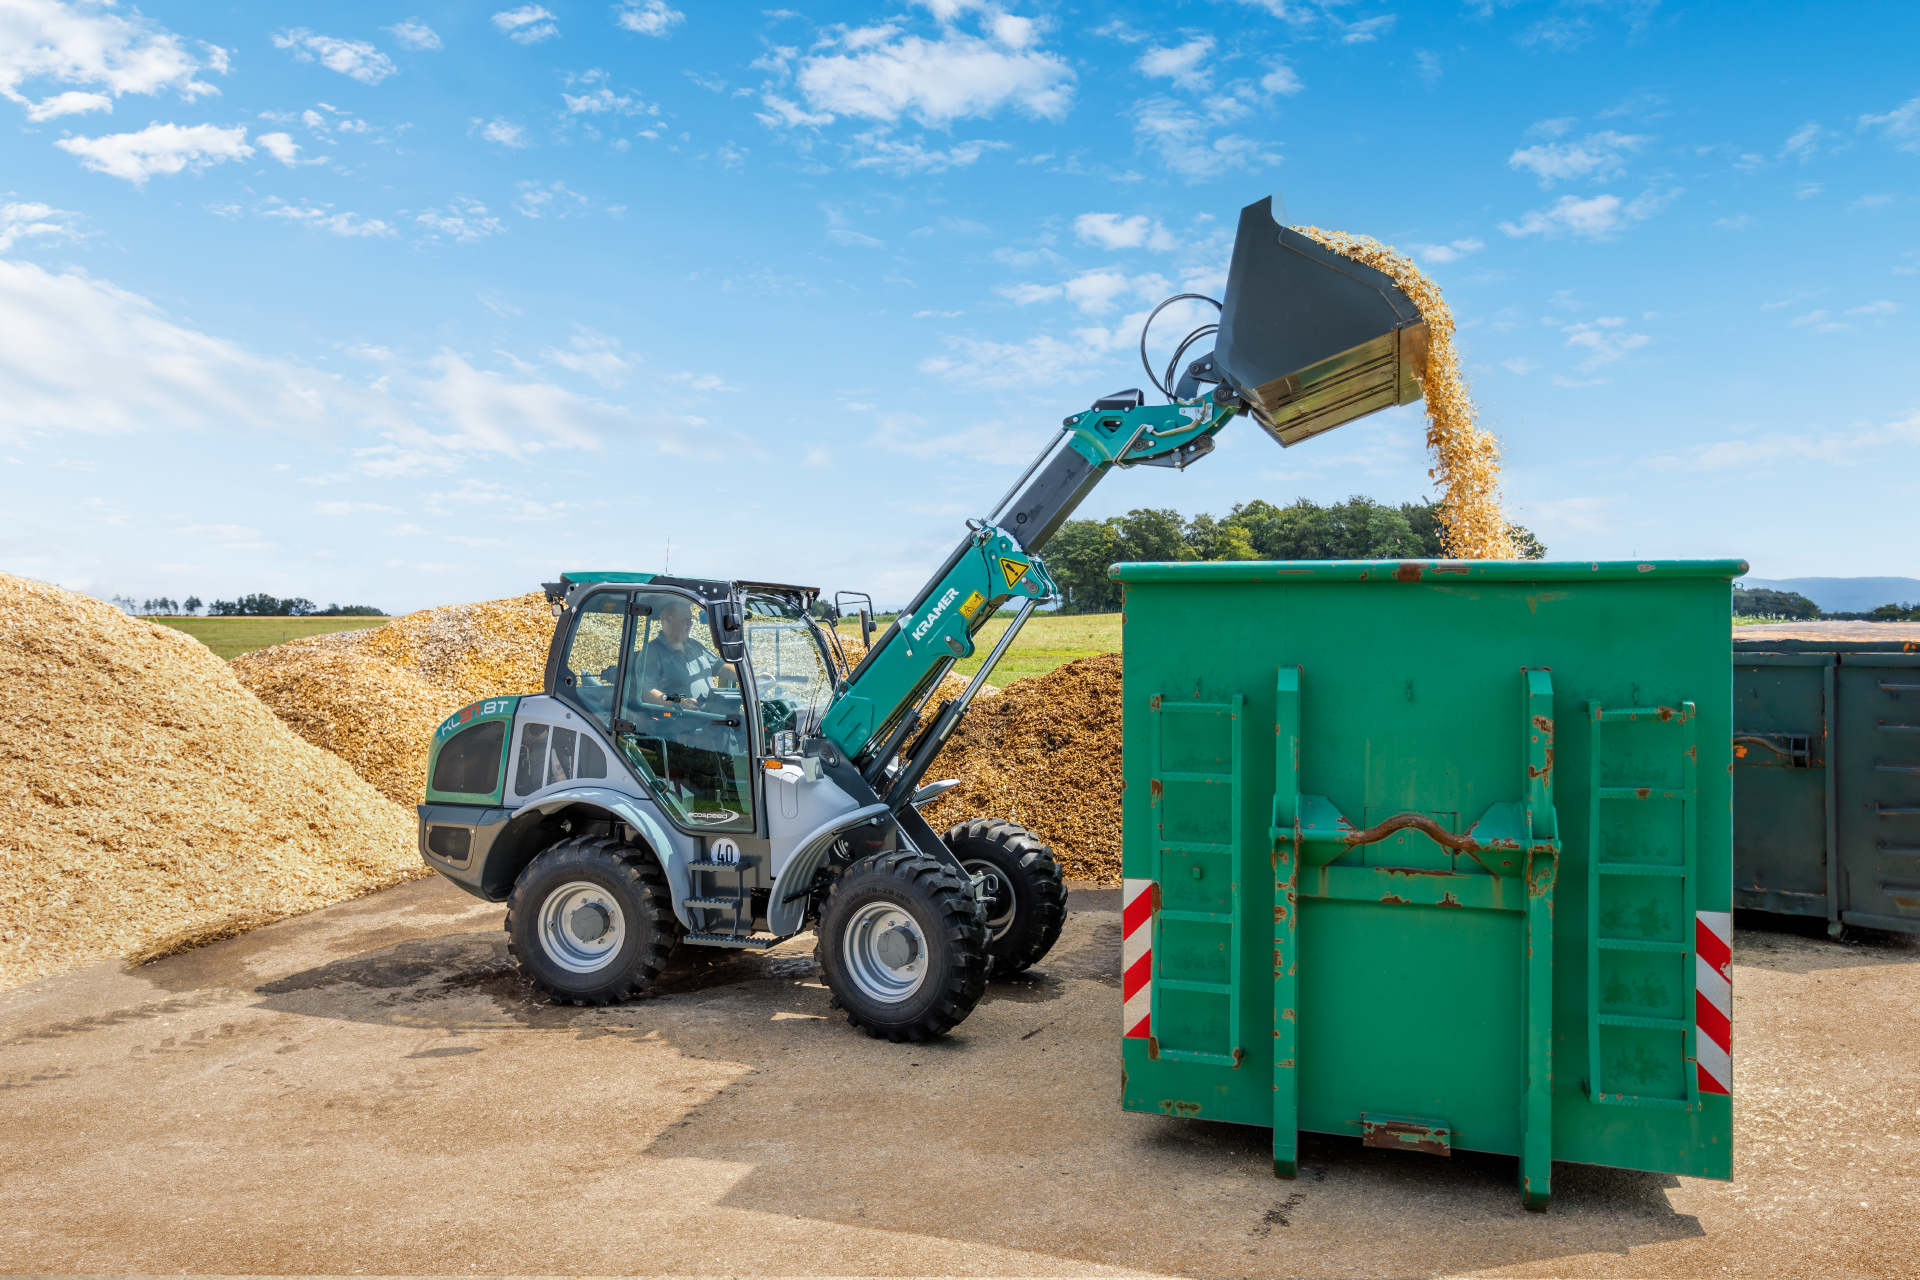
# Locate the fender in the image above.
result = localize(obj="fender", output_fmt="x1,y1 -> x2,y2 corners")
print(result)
513,786 -> 698,931
764,802 -> 891,936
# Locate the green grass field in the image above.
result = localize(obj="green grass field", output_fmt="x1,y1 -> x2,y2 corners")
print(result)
151,616 -> 391,661
838,611 -> 1121,685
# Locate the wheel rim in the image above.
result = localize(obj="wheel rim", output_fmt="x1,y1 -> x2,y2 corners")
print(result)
537,879 -> 626,974
841,900 -> 929,1004
962,859 -> 1017,942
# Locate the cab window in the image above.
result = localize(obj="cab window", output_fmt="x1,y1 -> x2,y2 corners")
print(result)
611,591 -> 754,833
561,592 -> 627,726
744,596 -> 836,744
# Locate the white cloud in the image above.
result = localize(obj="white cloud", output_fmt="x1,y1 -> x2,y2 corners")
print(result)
0,0 -> 226,118
0,258 -> 394,438
1260,61 -> 1304,96
1138,38 -> 1213,91
256,131 -> 305,165
563,86 -> 647,115
1780,120 -> 1825,162
1508,130 -> 1649,187
994,281 -> 1062,305
1340,15 -> 1395,43
1651,409 -> 1920,472
0,258 -> 745,480
1789,309 -> 1845,332
756,93 -> 835,128
1846,300 -> 1900,316
1795,181 -> 1823,199
848,134 -> 1005,174
869,411 -> 1037,464
475,117 -> 528,148
1861,95 -> 1920,153
54,122 -> 252,184
1499,188 -> 1679,240
827,227 -> 884,247
1133,94 -> 1279,182
793,27 -> 1074,126
261,200 -> 395,238
1561,317 -> 1649,372
270,30 -> 398,85
1408,237 -> 1484,264
491,6 -> 559,45
25,89 -> 110,120
385,20 -> 442,50
513,180 -> 590,218
543,328 -> 632,387
616,1 -> 685,37
1502,357 -> 1538,374
0,200 -> 83,251
1063,268 -> 1168,314
417,197 -> 506,243
1074,212 -> 1177,252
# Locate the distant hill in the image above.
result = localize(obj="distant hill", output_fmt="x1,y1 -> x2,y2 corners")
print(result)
1737,577 -> 1920,614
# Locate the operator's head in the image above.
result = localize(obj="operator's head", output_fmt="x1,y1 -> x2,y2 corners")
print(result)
659,596 -> 694,641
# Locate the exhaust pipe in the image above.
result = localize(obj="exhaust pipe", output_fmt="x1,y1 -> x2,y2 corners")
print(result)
1202,196 -> 1429,448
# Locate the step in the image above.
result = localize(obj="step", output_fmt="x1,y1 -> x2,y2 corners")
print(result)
684,932 -> 780,950
684,895 -> 743,909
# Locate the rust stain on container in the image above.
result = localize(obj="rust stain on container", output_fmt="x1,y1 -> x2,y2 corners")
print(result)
1394,563 -> 1424,583
1360,1114 -> 1452,1157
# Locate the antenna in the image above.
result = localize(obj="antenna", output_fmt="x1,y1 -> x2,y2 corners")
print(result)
664,536 -> 672,574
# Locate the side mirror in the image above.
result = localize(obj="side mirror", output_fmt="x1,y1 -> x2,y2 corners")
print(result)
716,608 -> 745,663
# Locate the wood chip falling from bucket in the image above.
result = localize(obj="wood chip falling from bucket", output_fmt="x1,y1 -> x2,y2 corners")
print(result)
1295,226 -> 1515,560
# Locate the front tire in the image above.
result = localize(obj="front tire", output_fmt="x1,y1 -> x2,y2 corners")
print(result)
816,850 -> 989,1041
945,818 -> 1067,975
506,835 -> 679,1005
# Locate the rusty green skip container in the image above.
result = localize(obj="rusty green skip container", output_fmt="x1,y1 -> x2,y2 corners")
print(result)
1112,558 -> 1743,1210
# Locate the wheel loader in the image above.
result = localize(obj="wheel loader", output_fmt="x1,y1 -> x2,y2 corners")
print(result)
415,196 -> 1433,1040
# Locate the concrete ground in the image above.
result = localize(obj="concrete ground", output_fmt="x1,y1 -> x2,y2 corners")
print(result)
0,876 -> 1914,1278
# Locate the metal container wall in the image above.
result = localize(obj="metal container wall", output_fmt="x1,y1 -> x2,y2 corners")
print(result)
1112,559 -> 1741,1210
1730,646 -> 1920,935
1835,653 -> 1920,932
1733,654 -> 1834,919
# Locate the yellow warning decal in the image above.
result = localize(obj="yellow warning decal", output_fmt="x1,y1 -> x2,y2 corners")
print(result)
957,590 -> 986,620
999,557 -> 1030,589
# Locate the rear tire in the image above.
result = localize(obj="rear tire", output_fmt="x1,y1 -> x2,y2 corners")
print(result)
816,850 -> 989,1041
945,818 -> 1067,975
506,835 -> 679,1006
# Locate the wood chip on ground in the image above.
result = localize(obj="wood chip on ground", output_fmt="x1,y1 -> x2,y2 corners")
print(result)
923,654 -> 1120,883
0,573 -> 424,990
1296,225 -> 1514,560
230,593 -> 557,808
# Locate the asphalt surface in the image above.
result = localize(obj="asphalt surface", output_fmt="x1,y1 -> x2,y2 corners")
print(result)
0,875 -> 1913,1277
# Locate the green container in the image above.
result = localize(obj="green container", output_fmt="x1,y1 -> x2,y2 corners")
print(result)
1111,558 -> 1743,1210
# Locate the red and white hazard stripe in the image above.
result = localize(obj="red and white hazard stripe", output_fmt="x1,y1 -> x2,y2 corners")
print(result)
1122,878 -> 1155,1039
1694,910 -> 1733,1096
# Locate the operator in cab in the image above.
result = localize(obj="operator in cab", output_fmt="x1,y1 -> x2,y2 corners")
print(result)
635,596 -> 737,706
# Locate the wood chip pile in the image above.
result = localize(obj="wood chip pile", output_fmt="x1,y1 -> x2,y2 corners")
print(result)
0,573 -> 422,990
230,593 -> 555,807
922,654 -> 1121,882
1296,225 -> 1514,560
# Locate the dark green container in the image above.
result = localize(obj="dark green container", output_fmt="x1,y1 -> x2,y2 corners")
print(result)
1732,646 -> 1920,934
1112,558 -> 1742,1210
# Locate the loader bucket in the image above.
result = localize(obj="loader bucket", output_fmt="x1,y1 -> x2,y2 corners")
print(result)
1212,196 -> 1429,448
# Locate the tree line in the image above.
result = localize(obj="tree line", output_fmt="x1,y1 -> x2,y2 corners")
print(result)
1734,587 -> 1919,622
112,594 -> 385,617
1044,497 -> 1547,614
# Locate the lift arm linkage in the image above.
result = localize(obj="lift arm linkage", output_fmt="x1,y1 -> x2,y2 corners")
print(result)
818,386 -> 1242,769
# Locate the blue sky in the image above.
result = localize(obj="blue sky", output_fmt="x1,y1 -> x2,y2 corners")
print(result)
0,0 -> 1914,613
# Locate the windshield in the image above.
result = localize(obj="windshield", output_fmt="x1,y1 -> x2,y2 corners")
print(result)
744,596 -> 836,742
